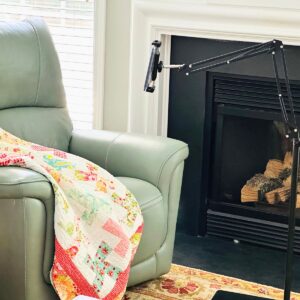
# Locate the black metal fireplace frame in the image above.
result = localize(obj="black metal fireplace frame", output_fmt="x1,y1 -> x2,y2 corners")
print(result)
199,72 -> 300,241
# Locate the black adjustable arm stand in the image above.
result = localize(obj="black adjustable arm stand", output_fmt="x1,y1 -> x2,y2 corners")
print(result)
148,39 -> 299,300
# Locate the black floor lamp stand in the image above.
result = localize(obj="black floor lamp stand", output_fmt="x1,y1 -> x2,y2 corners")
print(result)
144,39 -> 299,300
284,137 -> 299,300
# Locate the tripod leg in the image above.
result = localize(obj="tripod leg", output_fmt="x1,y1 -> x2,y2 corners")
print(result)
280,47 -> 297,127
271,53 -> 289,125
284,138 -> 299,300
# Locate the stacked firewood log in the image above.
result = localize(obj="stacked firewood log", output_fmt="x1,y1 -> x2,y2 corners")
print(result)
241,152 -> 300,207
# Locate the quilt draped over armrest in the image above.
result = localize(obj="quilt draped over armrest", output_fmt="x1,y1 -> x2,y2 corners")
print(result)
0,128 -> 143,300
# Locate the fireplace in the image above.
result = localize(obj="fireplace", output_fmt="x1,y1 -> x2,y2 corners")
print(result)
207,73 -> 300,252
168,36 -> 300,252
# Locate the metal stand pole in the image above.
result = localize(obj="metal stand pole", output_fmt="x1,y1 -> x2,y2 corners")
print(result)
146,38 -> 299,299
284,137 -> 300,300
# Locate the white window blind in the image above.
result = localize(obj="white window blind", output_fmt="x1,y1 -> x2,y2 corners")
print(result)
0,0 -> 95,130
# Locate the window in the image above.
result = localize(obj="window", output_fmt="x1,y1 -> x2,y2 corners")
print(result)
0,0 -> 95,130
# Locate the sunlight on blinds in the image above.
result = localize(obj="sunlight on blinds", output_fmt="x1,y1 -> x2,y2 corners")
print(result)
0,0 -> 94,130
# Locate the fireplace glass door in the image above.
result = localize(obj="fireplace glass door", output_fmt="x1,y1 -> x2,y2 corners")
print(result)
206,74 -> 300,252
210,106 -> 294,220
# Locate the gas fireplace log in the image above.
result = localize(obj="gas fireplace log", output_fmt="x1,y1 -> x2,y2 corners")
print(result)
241,185 -> 260,202
284,176 -> 291,187
297,194 -> 300,209
265,186 -> 290,204
279,168 -> 292,181
265,190 -> 276,204
264,159 -> 284,178
241,174 -> 282,203
284,152 -> 293,168
241,153 -> 294,205
277,186 -> 290,202
283,176 -> 300,193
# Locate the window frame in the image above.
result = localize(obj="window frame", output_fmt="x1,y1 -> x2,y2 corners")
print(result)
93,0 -> 106,130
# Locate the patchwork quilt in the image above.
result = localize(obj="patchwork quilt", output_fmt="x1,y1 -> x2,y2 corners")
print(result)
0,128 -> 144,300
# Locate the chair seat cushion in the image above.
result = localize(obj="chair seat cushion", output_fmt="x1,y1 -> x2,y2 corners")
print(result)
117,177 -> 166,265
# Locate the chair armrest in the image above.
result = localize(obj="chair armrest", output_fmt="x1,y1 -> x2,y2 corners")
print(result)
0,167 -> 55,286
0,167 -> 51,199
69,129 -> 189,190
70,130 -> 189,282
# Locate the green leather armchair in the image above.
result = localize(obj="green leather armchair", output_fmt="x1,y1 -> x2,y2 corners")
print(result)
0,18 -> 188,300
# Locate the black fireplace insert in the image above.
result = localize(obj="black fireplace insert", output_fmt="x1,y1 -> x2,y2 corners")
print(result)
206,74 -> 300,252
168,36 -> 300,252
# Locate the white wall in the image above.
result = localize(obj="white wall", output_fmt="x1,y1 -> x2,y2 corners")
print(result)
102,0 -> 300,133
103,0 -> 131,132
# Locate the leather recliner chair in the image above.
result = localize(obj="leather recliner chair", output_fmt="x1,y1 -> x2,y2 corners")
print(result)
0,18 -> 188,300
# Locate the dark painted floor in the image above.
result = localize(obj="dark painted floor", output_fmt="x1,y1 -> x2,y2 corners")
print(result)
173,232 -> 300,292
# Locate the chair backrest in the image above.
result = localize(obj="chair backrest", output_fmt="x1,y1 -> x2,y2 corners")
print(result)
0,18 -> 73,151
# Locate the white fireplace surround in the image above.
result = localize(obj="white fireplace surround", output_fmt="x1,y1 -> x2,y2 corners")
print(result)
127,0 -> 300,136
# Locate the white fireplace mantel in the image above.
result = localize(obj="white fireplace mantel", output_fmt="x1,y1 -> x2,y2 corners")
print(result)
127,0 -> 300,136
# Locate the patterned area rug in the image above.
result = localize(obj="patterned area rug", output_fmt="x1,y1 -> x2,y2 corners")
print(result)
124,264 -> 300,300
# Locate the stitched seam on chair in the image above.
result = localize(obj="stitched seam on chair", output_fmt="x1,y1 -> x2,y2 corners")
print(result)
19,183 -> 27,299
159,162 -> 183,249
23,198 -> 27,300
155,252 -> 158,275
156,145 -> 188,187
41,191 -> 53,285
104,133 -> 123,170
0,179 -> 48,185
140,195 -> 162,211
25,20 -> 42,106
